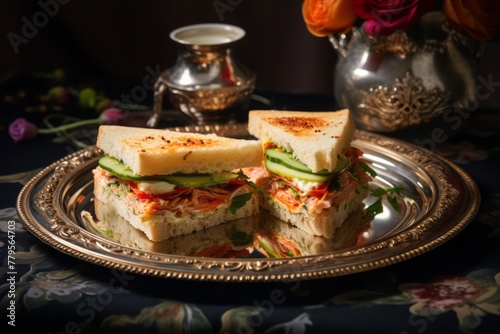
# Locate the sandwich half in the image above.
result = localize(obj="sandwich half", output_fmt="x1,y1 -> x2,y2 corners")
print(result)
245,109 -> 373,239
93,125 -> 261,241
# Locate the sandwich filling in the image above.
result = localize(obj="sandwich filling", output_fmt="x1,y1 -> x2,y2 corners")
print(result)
94,156 -> 254,220
245,141 -> 372,215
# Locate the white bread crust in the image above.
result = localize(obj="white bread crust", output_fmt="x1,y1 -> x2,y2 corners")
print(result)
96,125 -> 262,176
248,110 -> 355,172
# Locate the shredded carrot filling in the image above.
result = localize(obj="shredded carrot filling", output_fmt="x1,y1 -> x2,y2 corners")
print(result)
249,146 -> 371,214
96,167 -> 247,217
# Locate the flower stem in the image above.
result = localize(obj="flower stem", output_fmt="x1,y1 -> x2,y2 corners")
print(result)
37,118 -> 101,134
43,114 -> 81,128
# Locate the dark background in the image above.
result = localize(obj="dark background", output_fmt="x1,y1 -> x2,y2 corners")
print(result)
1,1 -> 335,94
1,0 -> 500,113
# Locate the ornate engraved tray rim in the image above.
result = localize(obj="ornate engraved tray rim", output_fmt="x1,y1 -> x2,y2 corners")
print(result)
16,125 -> 481,282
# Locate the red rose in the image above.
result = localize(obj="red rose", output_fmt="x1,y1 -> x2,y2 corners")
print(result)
351,0 -> 437,36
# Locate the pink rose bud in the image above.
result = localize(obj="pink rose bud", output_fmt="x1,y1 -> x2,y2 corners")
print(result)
9,118 -> 38,143
100,108 -> 124,124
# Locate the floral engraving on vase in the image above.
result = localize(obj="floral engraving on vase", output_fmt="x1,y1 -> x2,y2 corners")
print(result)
358,71 -> 452,131
369,30 -> 417,58
368,23 -> 456,58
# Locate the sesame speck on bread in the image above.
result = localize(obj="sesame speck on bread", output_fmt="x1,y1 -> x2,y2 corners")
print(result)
248,109 -> 355,173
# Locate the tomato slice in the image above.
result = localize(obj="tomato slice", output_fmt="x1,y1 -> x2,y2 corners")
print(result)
307,179 -> 332,197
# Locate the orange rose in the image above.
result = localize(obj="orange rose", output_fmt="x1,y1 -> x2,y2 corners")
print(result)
302,0 -> 358,37
444,0 -> 500,41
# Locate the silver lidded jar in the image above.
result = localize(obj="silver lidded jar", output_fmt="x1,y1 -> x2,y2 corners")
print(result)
148,23 -> 255,126
331,12 -> 478,132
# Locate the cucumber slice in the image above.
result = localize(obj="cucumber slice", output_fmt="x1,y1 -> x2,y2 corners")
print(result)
163,172 -> 239,187
265,159 -> 331,183
98,156 -> 239,187
99,156 -> 141,180
266,148 -> 317,174
265,148 -> 349,177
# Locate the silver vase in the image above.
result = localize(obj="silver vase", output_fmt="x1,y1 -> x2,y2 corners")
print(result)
331,12 -> 479,132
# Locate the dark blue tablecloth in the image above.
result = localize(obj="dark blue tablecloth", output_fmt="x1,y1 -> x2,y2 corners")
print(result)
1,85 -> 499,333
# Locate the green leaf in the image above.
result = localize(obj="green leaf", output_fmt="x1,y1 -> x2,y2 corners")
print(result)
365,184 -> 405,218
328,177 -> 341,192
387,196 -> 401,213
371,187 -> 388,197
359,161 -> 377,178
236,169 -> 249,180
230,192 -> 253,214
388,185 -> 404,196
364,198 -> 383,219
230,224 -> 253,246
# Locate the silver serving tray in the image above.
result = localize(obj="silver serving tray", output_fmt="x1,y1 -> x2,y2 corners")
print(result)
17,125 -> 480,282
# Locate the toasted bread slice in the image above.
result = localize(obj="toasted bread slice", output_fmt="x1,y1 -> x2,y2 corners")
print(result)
96,125 -> 262,175
248,110 -> 354,172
